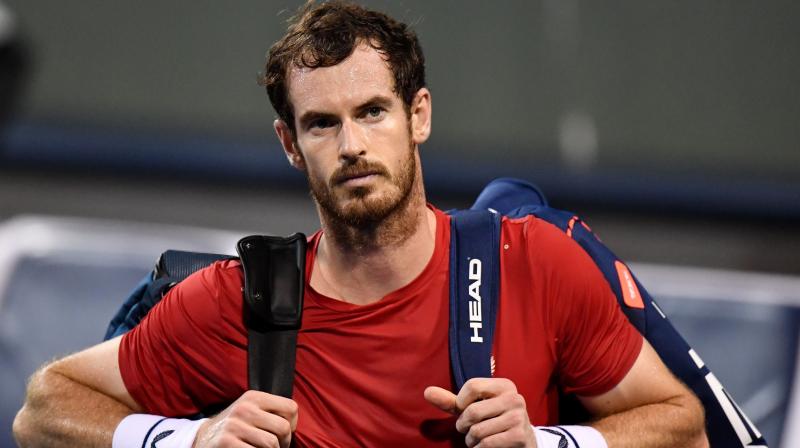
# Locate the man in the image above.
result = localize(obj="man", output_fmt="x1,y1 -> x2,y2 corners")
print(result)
13,2 -> 708,447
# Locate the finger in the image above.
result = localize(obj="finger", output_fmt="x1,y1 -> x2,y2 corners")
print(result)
464,408 -> 530,448
205,417 -> 280,448
457,392 -> 526,434
217,439 -> 254,448
469,424 -> 532,448
424,386 -> 459,414
455,396 -> 506,433
456,378 -> 517,413
229,394 -> 295,440
464,413 -> 513,447
195,421 -> 254,448
239,425 -> 282,448
245,410 -> 294,448
241,390 -> 299,430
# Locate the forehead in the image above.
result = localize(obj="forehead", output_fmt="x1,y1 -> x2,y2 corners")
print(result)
286,44 -> 397,115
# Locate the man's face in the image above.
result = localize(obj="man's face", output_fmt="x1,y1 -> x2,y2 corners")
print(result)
283,44 -> 419,227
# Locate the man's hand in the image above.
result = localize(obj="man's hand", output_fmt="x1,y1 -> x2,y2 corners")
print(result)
424,378 -> 536,448
193,390 -> 298,448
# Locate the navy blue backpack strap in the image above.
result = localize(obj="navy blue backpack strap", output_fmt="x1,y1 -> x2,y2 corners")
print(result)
448,209 -> 502,390
447,177 -> 547,388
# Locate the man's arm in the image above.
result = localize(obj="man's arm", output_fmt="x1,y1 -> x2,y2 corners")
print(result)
13,336 -> 140,447
13,336 -> 298,448
425,339 -> 708,447
578,339 -> 708,448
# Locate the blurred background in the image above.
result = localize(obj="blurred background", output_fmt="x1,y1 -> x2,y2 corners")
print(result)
0,0 -> 798,446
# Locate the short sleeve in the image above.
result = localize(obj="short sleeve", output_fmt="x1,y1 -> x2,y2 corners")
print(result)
529,220 -> 643,397
119,259 -> 248,416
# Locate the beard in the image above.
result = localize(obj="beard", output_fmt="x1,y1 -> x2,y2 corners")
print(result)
305,141 -> 417,229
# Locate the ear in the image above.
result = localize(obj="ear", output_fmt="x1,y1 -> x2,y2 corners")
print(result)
274,119 -> 305,170
409,87 -> 432,145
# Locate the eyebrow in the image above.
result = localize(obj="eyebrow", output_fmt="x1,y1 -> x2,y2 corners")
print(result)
355,95 -> 394,112
297,95 -> 395,129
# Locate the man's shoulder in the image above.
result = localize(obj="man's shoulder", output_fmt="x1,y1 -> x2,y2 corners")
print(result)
500,213 -> 607,285
212,257 -> 244,273
163,258 -> 245,311
500,213 -> 583,254
190,258 -> 244,286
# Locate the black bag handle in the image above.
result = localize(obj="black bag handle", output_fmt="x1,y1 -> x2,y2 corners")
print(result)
237,233 -> 306,398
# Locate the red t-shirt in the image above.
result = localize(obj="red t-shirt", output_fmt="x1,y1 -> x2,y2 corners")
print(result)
119,207 -> 642,446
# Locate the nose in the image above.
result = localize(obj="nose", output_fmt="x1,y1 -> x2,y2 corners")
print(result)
338,119 -> 367,161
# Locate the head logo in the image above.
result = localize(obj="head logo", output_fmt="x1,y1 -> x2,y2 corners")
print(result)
468,258 -> 483,342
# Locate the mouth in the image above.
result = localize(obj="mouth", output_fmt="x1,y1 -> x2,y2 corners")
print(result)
338,172 -> 381,187
334,167 -> 384,185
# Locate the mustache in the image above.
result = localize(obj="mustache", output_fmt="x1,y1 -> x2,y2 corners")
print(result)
331,159 -> 390,185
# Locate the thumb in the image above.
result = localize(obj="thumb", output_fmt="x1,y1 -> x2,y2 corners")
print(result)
424,386 -> 459,415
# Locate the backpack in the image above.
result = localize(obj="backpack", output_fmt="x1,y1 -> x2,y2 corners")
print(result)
450,178 -> 767,447
106,177 -> 767,447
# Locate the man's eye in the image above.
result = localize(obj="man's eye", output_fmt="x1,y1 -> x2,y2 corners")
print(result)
366,106 -> 384,118
310,118 -> 334,129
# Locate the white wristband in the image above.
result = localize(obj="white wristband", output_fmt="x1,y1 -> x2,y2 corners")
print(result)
533,425 -> 608,448
113,413 -> 208,448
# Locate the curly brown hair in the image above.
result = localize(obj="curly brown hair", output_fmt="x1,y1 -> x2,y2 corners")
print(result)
259,1 -> 426,133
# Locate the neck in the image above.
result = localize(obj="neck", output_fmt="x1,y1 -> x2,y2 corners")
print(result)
311,165 -> 437,305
